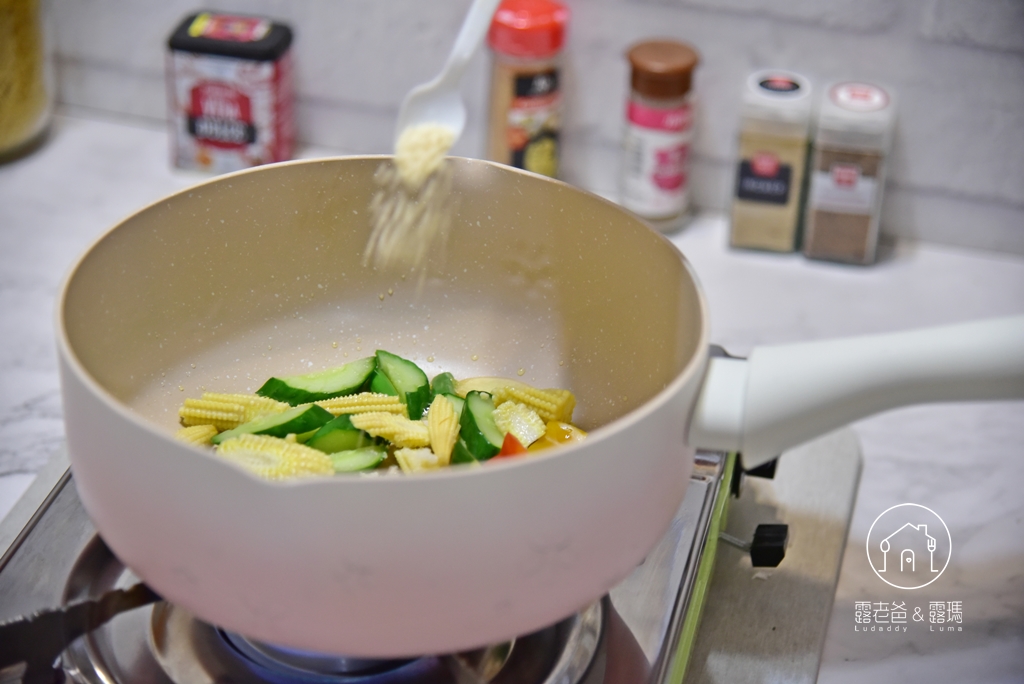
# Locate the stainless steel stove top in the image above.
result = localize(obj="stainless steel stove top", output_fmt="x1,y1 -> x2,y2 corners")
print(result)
0,452 -> 727,684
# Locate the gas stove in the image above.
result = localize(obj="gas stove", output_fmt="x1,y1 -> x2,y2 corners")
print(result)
0,432 -> 860,684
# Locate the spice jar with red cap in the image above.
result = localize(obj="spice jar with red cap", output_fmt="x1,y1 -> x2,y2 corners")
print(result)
620,39 -> 700,232
486,0 -> 569,178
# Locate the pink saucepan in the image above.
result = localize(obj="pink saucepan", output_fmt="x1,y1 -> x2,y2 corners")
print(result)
57,157 -> 1024,656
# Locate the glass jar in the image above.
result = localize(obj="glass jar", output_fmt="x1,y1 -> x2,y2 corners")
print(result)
803,82 -> 896,265
620,40 -> 700,233
486,0 -> 568,178
729,70 -> 813,252
0,0 -> 55,160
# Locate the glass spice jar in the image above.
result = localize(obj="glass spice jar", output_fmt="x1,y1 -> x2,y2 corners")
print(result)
0,0 -> 55,161
729,70 -> 813,252
485,0 -> 569,178
620,39 -> 699,233
803,81 -> 897,265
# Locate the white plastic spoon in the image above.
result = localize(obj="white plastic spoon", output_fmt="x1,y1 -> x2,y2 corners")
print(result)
394,0 -> 503,147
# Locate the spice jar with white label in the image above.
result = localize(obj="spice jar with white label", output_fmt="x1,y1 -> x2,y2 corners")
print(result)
620,40 -> 699,233
729,70 -> 812,252
803,82 -> 896,264
486,0 -> 569,178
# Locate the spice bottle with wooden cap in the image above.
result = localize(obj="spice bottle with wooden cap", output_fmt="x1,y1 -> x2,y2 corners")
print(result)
620,39 -> 700,232
486,0 -> 569,178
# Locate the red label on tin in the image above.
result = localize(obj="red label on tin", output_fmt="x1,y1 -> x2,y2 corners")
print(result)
188,13 -> 271,42
187,82 -> 256,149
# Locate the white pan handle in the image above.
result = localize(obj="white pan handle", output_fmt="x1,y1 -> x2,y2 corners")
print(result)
689,315 -> 1024,469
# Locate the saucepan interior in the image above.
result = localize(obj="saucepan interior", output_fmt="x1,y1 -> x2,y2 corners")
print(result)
58,156 -> 710,655
63,157 -> 703,436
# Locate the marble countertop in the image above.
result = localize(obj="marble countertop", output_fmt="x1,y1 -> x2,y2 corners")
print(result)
1,112 -> 1022,682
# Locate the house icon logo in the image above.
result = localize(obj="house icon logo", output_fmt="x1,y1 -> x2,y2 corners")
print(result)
866,504 -> 951,589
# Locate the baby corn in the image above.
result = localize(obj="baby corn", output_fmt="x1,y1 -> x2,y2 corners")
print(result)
202,393 -> 290,421
179,393 -> 289,430
215,434 -> 334,480
350,412 -> 430,448
394,447 -> 444,474
493,400 -> 546,447
493,386 -> 575,424
178,399 -> 245,431
175,424 -> 218,446
427,394 -> 459,465
316,392 -> 408,417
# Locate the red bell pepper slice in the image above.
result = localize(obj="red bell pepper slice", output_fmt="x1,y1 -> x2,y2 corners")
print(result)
494,432 -> 527,458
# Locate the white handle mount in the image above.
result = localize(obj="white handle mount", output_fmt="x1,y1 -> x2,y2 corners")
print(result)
688,315 -> 1024,469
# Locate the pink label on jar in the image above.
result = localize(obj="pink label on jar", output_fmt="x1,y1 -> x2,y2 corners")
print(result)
652,145 -> 688,189
627,101 -> 692,132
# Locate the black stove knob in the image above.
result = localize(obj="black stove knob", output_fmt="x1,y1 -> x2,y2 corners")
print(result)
749,524 -> 788,568
744,457 -> 778,480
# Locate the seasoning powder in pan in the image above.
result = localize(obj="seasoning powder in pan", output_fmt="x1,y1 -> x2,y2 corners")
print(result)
166,12 -> 294,173
803,82 -> 896,265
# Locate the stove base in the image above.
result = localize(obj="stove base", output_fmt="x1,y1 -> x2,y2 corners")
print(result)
681,429 -> 862,683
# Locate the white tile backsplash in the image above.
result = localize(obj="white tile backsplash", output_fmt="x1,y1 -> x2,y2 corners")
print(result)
50,0 -> 1024,255
921,0 -> 1024,54
632,0 -> 900,32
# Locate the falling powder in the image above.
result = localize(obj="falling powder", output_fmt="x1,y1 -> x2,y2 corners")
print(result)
364,123 -> 457,278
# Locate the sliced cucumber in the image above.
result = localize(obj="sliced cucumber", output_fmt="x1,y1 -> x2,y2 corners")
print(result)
369,370 -> 399,396
450,438 -> 477,465
375,350 -> 431,420
431,372 -> 458,397
294,428 -> 321,444
257,356 -> 375,405
305,414 -> 375,454
211,404 -> 334,445
405,386 -> 432,421
330,446 -> 386,473
459,391 -> 504,460
442,393 -> 465,420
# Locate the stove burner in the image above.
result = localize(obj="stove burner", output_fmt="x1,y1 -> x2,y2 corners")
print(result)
218,630 -> 418,682
146,600 -> 601,684
217,629 -> 514,683
58,536 -> 606,684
